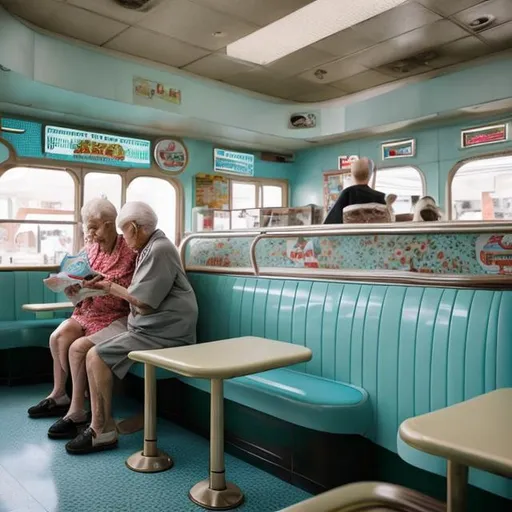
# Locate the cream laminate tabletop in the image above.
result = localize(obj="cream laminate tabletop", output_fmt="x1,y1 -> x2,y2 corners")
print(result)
129,336 -> 312,379
22,302 -> 74,312
399,388 -> 512,477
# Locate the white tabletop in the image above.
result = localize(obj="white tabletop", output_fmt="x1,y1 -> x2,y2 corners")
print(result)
22,302 -> 74,312
129,336 -> 312,379
399,388 -> 512,477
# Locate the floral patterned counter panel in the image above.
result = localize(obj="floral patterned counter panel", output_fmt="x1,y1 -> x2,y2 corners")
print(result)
186,233 -> 512,275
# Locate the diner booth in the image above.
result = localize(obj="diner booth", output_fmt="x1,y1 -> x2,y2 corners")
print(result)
1,114 -> 512,512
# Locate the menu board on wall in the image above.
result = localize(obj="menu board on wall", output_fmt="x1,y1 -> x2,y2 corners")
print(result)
194,173 -> 229,209
44,125 -> 152,168
214,148 -> 255,176
323,170 -> 351,213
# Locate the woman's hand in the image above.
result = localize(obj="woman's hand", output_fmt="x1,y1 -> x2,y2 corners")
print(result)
64,284 -> 81,297
82,275 -> 111,292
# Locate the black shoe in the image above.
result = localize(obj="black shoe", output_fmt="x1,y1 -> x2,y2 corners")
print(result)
28,398 -> 69,419
48,416 -> 89,440
65,427 -> 118,455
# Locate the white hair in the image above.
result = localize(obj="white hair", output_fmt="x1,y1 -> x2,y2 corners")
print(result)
413,196 -> 443,222
81,197 -> 117,225
117,201 -> 158,233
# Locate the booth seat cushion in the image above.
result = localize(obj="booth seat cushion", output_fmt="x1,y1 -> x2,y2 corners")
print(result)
179,368 -> 372,435
0,319 -> 62,349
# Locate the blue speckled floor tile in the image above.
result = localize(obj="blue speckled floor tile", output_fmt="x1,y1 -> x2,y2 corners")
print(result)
0,385 -> 310,512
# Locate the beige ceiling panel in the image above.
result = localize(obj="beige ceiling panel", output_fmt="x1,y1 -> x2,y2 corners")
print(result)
105,27 -> 209,67
479,20 -> 512,47
33,2 -> 128,46
268,77 -> 320,100
424,36 -> 492,68
224,68 -> 284,90
292,86 -> 347,102
138,0 -> 258,51
265,46 -> 335,76
356,19 -> 470,68
417,0 -> 492,16
352,2 -> 442,45
183,53 -> 258,80
331,70 -> 395,93
298,56 -> 368,84
313,27 -> 377,59
189,0 -> 315,27
0,0 -> 62,27
454,0 -> 512,28
67,0 -> 153,25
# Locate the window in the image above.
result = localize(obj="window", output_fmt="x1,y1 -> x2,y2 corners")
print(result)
0,167 -> 76,265
374,166 -> 424,215
126,177 -> 177,243
84,172 -> 122,214
451,155 -> 512,221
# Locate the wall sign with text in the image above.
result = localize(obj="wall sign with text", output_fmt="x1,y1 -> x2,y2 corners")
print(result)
338,155 -> 359,170
461,124 -> 508,149
154,138 -> 188,173
214,148 -> 255,176
44,125 -> 151,168
381,139 -> 415,160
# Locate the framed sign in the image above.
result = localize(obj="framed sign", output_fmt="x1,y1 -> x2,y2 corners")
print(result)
154,138 -> 188,173
133,77 -> 181,105
323,170 -> 352,212
214,148 -> 255,176
461,124 -> 508,148
338,155 -> 358,170
194,173 -> 229,209
289,112 -> 317,129
381,139 -> 415,160
44,125 -> 151,168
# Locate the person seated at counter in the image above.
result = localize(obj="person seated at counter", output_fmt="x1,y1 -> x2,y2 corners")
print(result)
323,158 -> 386,224
413,196 -> 443,222
64,201 -> 198,455
28,198 -> 136,441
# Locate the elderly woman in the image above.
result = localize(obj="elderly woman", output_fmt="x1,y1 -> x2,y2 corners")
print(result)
28,198 -> 136,441
65,202 -> 198,454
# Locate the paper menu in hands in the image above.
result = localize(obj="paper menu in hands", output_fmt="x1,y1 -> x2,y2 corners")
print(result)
43,250 -> 106,306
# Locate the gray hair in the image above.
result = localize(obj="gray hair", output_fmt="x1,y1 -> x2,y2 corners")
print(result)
117,201 -> 158,233
81,197 -> 117,225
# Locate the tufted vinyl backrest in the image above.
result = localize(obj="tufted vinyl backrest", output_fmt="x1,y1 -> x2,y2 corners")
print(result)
188,272 -> 512,498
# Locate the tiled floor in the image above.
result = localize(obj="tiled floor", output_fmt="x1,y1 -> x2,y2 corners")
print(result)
0,385 -> 310,512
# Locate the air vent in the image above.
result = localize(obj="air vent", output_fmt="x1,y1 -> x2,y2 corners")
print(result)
468,15 -> 495,31
113,0 -> 163,11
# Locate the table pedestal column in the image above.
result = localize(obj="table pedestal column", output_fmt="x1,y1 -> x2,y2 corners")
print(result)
447,460 -> 468,512
189,378 -> 244,510
126,363 -> 173,473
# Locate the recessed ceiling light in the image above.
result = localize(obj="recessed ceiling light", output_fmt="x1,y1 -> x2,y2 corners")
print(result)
226,0 -> 408,65
212,31 -> 225,37
468,15 -> 495,31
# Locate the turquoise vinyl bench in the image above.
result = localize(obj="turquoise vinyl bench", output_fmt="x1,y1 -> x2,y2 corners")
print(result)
0,271 -> 68,350
129,364 -> 372,435
185,272 -> 512,501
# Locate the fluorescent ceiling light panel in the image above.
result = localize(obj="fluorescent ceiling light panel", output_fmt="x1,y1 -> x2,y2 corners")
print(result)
226,0 -> 408,65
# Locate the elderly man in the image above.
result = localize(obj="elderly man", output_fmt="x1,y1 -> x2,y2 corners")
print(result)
65,202 -> 198,454
324,157 -> 386,224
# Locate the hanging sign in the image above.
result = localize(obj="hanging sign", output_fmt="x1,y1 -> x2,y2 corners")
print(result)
44,125 -> 151,168
381,139 -> 415,160
461,124 -> 508,148
338,155 -> 358,170
154,138 -> 188,173
214,148 -> 255,176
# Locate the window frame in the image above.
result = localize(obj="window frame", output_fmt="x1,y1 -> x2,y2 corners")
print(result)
229,176 -> 289,210
0,159 -> 183,268
447,149 -> 512,220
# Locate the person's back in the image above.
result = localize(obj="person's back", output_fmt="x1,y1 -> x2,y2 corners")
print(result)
324,158 -> 386,224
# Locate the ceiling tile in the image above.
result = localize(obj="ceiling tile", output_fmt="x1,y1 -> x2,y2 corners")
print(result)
356,19 -> 469,69
292,86 -> 347,102
265,46 -> 335,76
331,70 -> 395,93
313,27 -> 377,59
423,36 -> 493,68
352,1 -> 443,45
298,56 -> 368,84
188,0 -> 315,27
223,68 -> 285,93
138,0 -> 258,51
479,20 -> 512,47
67,0 -> 152,25
105,27 -> 210,67
35,3 -> 128,45
454,0 -> 512,29
0,0 -> 62,27
417,0 -> 490,16
183,53 -> 257,80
